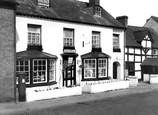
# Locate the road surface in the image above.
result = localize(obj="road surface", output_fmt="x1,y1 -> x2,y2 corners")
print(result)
8,89 -> 158,115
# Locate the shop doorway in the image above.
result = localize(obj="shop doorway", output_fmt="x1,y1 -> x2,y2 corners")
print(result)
62,57 -> 76,87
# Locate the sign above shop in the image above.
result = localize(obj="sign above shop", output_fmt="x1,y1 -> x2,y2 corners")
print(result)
63,49 -> 76,53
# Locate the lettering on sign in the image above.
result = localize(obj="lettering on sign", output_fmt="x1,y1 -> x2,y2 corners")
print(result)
63,49 -> 76,53
116,57 -> 122,61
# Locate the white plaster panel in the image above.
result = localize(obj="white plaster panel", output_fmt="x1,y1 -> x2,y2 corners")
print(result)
129,55 -> 134,61
135,71 -> 141,79
129,48 -> 134,53
135,63 -> 141,70
135,56 -> 141,62
142,56 -> 145,62
135,49 -> 141,54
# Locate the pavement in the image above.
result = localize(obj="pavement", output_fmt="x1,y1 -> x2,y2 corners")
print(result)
1,82 -> 158,115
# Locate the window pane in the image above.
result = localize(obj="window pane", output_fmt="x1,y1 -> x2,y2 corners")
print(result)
63,29 -> 74,47
33,59 -> 47,83
84,59 -> 96,78
98,59 -> 107,77
113,34 -> 119,49
49,59 -> 56,81
28,25 -> 41,45
16,60 -> 30,84
92,32 -> 100,48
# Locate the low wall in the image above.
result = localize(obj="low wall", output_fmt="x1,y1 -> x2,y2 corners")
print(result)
26,86 -> 82,102
127,76 -> 138,87
149,74 -> 158,84
143,74 -> 150,82
82,80 -> 129,93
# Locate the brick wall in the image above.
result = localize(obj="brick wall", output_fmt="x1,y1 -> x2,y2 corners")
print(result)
0,8 -> 16,102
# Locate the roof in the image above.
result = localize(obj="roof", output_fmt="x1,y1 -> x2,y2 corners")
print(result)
16,50 -> 58,60
150,16 -> 158,24
81,51 -> 110,59
126,26 -> 158,48
141,58 -> 158,67
15,0 -> 125,29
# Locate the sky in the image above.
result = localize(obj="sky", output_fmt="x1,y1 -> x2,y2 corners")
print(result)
81,0 -> 158,27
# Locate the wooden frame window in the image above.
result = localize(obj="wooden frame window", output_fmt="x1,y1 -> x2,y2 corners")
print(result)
142,35 -> 151,48
37,0 -> 49,8
49,59 -> 56,82
113,34 -> 121,52
16,60 -> 30,84
92,31 -> 100,48
84,59 -> 96,78
113,34 -> 119,49
33,59 -> 47,83
98,59 -> 107,77
153,49 -> 158,55
63,28 -> 74,47
94,6 -> 101,17
28,24 -> 41,46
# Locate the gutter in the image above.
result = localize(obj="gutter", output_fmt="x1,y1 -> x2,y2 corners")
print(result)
16,13 -> 126,30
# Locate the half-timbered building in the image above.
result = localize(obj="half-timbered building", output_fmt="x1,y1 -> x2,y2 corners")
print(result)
117,16 -> 158,81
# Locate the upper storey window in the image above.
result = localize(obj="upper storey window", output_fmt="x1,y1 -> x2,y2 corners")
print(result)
28,24 -> 41,46
37,0 -> 49,8
92,31 -> 100,48
142,35 -> 151,48
113,34 -> 121,52
94,6 -> 101,17
63,28 -> 74,47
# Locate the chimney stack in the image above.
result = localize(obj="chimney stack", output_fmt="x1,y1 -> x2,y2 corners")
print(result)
89,0 -> 100,7
116,16 -> 128,26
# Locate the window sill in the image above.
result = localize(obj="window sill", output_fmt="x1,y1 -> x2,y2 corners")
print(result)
17,81 -> 57,88
113,48 -> 121,52
82,77 -> 110,81
92,47 -> 102,52
63,46 -> 75,49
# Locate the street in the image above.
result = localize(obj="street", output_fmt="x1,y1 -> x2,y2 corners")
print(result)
8,89 -> 158,115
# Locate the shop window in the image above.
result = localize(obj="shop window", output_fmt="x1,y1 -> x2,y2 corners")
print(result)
49,59 -> 56,81
63,28 -> 74,48
28,24 -> 41,46
98,59 -> 107,77
113,34 -> 121,52
33,59 -> 47,83
92,31 -> 100,48
84,59 -> 96,78
16,60 -> 30,84
94,6 -> 101,17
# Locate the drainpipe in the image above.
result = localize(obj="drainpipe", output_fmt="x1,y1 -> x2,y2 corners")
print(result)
123,28 -> 127,80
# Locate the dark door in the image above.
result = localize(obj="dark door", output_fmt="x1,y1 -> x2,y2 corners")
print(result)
62,57 -> 76,87
113,62 -> 117,79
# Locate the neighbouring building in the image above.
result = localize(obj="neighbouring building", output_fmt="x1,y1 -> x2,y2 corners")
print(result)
144,16 -> 158,33
15,0 -> 125,91
0,0 -> 18,102
117,16 -> 158,81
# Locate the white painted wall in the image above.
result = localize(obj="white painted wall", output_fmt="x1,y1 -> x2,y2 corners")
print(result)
16,16 -> 125,86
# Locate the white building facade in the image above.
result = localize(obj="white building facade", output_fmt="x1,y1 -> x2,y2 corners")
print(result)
16,0 -> 125,88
